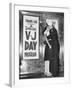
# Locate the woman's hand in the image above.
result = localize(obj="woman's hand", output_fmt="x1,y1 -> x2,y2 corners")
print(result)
49,45 -> 52,49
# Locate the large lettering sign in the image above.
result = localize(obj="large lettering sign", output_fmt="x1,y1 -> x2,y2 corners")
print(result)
23,15 -> 39,59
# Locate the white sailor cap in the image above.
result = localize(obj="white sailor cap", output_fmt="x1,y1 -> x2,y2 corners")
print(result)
46,19 -> 53,26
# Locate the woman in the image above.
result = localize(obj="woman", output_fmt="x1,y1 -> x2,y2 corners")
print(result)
43,20 -> 60,77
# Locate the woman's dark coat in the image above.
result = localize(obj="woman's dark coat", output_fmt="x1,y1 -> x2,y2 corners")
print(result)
43,26 -> 60,76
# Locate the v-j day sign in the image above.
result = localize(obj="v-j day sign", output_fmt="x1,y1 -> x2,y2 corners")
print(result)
23,15 -> 39,59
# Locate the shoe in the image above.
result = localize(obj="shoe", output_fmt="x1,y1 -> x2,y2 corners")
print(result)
45,72 -> 52,77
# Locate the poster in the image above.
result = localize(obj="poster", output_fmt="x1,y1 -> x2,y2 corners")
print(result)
9,4 -> 70,87
23,15 -> 39,59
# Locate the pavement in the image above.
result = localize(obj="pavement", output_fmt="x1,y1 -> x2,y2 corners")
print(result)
19,71 -> 64,79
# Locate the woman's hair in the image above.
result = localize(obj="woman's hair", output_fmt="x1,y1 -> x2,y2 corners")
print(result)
42,23 -> 48,35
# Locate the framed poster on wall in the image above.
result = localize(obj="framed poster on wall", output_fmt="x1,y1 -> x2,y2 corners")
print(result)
9,3 -> 70,87
23,15 -> 39,59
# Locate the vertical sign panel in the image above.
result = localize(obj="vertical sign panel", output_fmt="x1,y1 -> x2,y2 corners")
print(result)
23,15 -> 39,59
